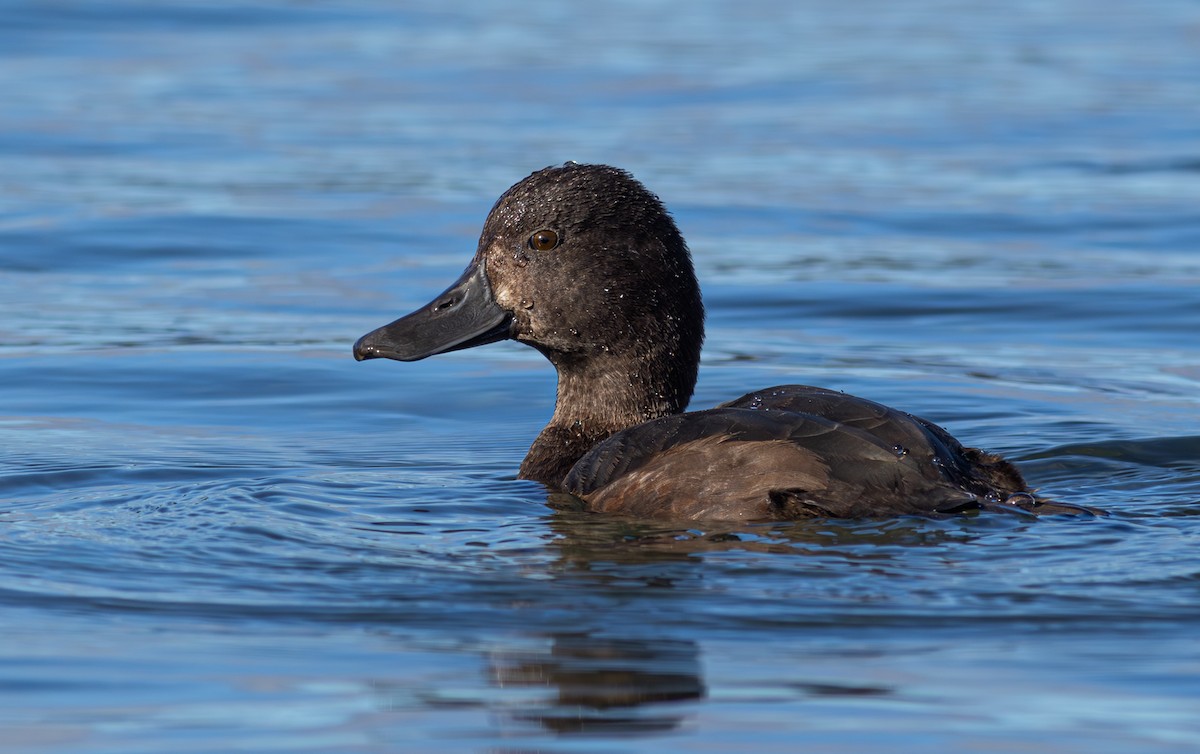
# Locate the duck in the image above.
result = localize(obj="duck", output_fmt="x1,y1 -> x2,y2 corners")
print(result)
354,163 -> 1093,520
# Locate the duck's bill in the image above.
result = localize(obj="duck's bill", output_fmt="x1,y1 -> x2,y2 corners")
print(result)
353,260 -> 512,362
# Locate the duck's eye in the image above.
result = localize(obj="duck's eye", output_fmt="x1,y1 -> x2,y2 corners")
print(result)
528,229 -> 560,251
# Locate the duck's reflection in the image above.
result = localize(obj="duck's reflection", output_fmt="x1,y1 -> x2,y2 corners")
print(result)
544,495 -> 1007,563
472,501 -> 978,737
487,633 -> 704,735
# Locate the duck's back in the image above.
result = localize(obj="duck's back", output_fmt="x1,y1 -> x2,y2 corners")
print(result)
564,385 -> 1081,520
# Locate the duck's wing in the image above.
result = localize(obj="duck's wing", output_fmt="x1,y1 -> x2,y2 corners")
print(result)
723,386 -> 1102,518
564,388 -> 1096,520
562,407 -> 973,520
718,384 -> 1028,495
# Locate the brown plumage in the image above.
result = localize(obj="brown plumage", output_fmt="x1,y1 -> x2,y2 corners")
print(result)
355,163 -> 1098,520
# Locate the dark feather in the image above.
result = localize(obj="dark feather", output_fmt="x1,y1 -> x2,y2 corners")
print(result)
566,387 -> 1100,520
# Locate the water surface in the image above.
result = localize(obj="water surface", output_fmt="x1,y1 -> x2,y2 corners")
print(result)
2,1 -> 1199,752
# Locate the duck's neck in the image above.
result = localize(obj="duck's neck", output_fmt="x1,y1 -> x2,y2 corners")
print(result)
518,344 -> 697,486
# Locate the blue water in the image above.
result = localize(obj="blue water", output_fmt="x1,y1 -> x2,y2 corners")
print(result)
2,1 -> 1199,751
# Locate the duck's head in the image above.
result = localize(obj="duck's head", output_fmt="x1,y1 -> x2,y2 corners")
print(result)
354,164 -> 704,415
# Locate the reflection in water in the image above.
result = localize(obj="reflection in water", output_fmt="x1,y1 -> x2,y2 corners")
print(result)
488,634 -> 705,735
543,503 -> 1007,563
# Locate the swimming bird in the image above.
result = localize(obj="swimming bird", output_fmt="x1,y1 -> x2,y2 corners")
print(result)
354,163 -> 1090,520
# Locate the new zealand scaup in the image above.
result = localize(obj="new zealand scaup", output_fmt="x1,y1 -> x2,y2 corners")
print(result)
354,163 -> 1094,520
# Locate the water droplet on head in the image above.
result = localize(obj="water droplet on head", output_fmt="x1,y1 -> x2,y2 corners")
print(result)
892,445 -> 908,457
